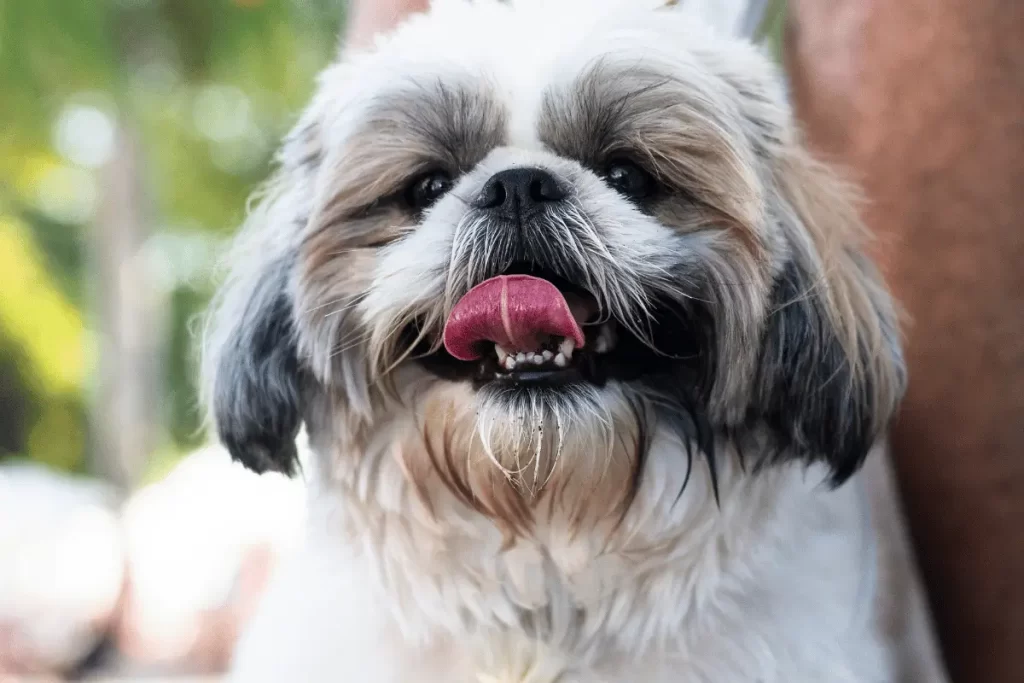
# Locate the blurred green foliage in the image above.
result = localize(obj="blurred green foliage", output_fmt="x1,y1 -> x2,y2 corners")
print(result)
759,0 -> 787,62
0,0 -> 346,473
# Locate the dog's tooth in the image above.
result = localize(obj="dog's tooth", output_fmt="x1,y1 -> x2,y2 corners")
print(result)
532,354 -> 544,365
504,356 -> 516,370
558,338 -> 575,360
526,352 -> 536,362
495,344 -> 508,362
541,350 -> 554,361
516,352 -> 526,364
554,352 -> 567,368
595,324 -> 617,354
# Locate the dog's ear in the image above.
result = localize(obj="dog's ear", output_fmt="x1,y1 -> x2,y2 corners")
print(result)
207,257 -> 305,476
201,114 -> 325,476
753,146 -> 906,484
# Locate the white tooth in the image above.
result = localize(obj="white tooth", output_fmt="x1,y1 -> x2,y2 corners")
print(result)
496,344 -> 508,362
554,353 -> 567,367
526,352 -> 536,362
504,356 -> 516,370
516,352 -> 526,364
595,325 -> 616,354
532,354 -> 544,365
558,338 -> 575,360
541,350 -> 554,361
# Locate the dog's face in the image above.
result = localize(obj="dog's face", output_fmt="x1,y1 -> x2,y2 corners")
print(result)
204,0 -> 905,527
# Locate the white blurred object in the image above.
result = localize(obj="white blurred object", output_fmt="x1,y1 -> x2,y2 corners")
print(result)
0,462 -> 125,675
116,442 -> 307,670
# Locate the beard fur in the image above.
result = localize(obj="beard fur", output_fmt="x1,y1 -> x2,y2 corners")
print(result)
399,381 -> 648,538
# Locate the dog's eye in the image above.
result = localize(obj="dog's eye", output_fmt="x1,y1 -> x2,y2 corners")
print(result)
604,160 -> 655,201
405,171 -> 453,212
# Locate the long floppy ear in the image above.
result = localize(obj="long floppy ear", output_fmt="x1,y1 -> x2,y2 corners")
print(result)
205,254 -> 305,476
753,145 -> 906,484
201,119 -> 323,476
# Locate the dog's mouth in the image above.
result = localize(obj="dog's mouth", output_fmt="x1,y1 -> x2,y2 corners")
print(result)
409,263 -> 695,388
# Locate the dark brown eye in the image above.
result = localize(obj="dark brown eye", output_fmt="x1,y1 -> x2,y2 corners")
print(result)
405,170 -> 453,212
604,160 -> 655,201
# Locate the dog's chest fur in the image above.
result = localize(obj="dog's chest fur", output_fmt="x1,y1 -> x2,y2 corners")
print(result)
232,431 -> 890,683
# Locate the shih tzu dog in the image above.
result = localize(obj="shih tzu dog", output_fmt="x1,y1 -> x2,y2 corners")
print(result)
202,0 -> 948,681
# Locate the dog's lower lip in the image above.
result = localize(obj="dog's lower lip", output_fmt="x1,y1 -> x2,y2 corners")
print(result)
489,367 -> 582,386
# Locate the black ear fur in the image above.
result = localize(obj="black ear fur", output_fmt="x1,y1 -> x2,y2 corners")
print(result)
213,259 -> 305,476
752,259 -> 905,485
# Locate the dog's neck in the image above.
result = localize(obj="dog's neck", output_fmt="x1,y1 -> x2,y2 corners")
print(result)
303,396 -> 822,658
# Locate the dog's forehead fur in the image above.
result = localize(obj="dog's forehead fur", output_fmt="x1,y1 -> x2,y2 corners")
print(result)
315,0 -> 784,159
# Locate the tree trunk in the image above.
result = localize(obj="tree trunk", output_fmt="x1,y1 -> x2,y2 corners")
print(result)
91,126 -> 164,490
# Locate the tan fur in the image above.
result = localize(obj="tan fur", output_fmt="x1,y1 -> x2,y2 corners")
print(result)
396,382 -> 645,537
776,144 -> 903,436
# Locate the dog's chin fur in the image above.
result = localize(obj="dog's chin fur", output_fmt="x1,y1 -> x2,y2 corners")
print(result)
202,1 -> 947,681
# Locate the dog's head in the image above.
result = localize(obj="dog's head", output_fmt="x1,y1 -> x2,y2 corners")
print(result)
203,0 -> 905,526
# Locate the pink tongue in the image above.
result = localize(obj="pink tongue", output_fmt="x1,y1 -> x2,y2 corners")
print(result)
443,275 -> 586,361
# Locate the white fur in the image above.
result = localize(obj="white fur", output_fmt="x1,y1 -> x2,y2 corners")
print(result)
220,2 -> 947,681
233,431 -> 932,682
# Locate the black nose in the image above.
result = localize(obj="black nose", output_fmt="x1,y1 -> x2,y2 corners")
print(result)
476,167 -> 567,220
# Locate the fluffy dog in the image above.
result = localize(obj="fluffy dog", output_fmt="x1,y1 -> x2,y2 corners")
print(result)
203,1 -> 946,680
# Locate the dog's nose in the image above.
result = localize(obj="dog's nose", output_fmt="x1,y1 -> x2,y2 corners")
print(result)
476,167 -> 567,219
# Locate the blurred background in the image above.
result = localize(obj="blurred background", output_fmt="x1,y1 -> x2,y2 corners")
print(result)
0,0 -> 784,680
1,0 -> 347,487
1,1 -> 346,679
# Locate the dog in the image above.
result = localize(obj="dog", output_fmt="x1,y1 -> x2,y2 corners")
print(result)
202,1 -> 948,680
